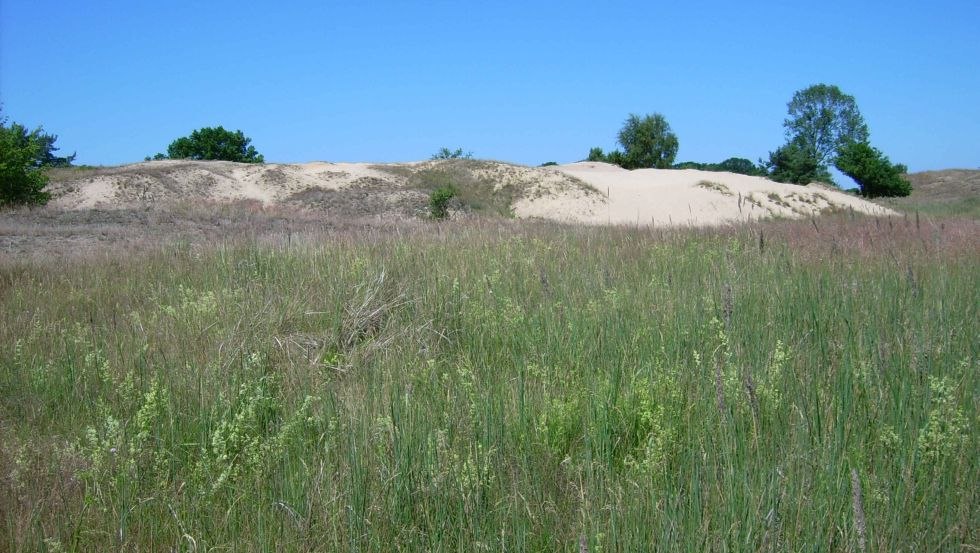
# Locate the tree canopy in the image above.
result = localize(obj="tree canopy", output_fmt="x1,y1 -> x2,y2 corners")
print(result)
673,157 -> 766,176
586,113 -> 679,169
784,84 -> 868,168
835,140 -> 911,197
431,147 -> 472,160
163,126 -> 264,163
0,113 -> 60,206
617,113 -> 679,169
763,139 -> 832,185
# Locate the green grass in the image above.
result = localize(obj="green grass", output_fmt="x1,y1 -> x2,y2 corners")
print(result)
1,218 -> 977,551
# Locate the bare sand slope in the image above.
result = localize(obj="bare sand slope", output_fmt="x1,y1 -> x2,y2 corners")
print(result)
512,162 -> 895,226
44,159 -> 894,227
47,160 -> 403,209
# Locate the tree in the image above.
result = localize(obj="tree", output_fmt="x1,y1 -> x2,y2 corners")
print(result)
0,114 -> 53,206
586,147 -> 606,162
763,139 -> 832,185
616,113 -> 679,169
784,84 -> 868,168
715,157 -> 766,176
165,126 -> 264,163
33,132 -> 76,167
835,141 -> 911,197
431,147 -> 472,160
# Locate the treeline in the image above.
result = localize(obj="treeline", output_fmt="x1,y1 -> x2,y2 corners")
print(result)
586,83 -> 911,197
672,158 -> 767,176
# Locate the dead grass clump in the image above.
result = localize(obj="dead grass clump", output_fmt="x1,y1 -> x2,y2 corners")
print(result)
696,180 -> 734,196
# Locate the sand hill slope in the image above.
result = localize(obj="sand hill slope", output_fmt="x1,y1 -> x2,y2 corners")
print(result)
518,162 -> 895,226
44,159 -> 894,226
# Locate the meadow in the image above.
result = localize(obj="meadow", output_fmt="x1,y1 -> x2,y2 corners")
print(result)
1,214 -> 976,551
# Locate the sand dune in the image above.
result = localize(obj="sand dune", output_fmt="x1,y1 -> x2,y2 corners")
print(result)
515,162 -> 893,226
43,159 -> 894,226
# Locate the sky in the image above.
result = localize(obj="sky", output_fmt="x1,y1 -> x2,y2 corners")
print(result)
1,0 -> 978,174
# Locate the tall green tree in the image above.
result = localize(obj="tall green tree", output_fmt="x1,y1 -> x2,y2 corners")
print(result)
164,126 -> 264,163
0,114 -> 53,206
784,84 -> 868,168
616,113 -> 679,169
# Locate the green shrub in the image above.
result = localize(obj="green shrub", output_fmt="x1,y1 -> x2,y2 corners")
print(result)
431,147 -> 472,160
835,141 -> 911,197
429,184 -> 457,219
587,147 -> 606,162
162,126 -> 264,163
764,140 -> 832,185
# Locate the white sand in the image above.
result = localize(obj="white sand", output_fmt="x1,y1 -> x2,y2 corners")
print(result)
512,162 -> 894,226
47,159 -> 894,227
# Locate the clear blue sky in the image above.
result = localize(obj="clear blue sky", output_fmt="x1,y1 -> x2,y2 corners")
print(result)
2,0 -> 978,172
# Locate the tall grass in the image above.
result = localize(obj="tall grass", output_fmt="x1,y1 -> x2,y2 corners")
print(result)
1,217 -> 976,551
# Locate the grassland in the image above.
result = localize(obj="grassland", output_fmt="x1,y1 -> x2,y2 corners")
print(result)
876,169 -> 980,219
1,215 -> 977,551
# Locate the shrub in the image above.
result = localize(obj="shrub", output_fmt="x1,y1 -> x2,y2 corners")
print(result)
587,147 -> 606,162
835,141 -> 911,197
763,140 -> 832,185
429,184 -> 457,219
605,149 -> 627,168
539,161 -> 558,167
431,147 -> 472,160
162,126 -> 264,163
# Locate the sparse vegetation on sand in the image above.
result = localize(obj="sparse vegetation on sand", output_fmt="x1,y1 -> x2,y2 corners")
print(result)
1,215 -> 976,551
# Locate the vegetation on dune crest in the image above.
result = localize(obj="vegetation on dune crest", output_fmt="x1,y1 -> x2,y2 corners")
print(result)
783,83 -> 869,168
762,83 -> 912,196
673,157 -> 767,176
431,147 -> 473,160
1,218 -> 976,551
150,126 -> 264,163
764,138 -> 834,185
587,113 -> 679,169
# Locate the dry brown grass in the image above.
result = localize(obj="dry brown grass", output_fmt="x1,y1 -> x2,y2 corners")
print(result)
876,169 -> 980,218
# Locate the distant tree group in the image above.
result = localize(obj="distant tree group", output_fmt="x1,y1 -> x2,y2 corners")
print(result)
581,86 -> 910,196
587,113 -> 679,169
761,83 -> 911,195
0,111 -> 74,206
151,126 -> 264,163
673,157 -> 766,176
